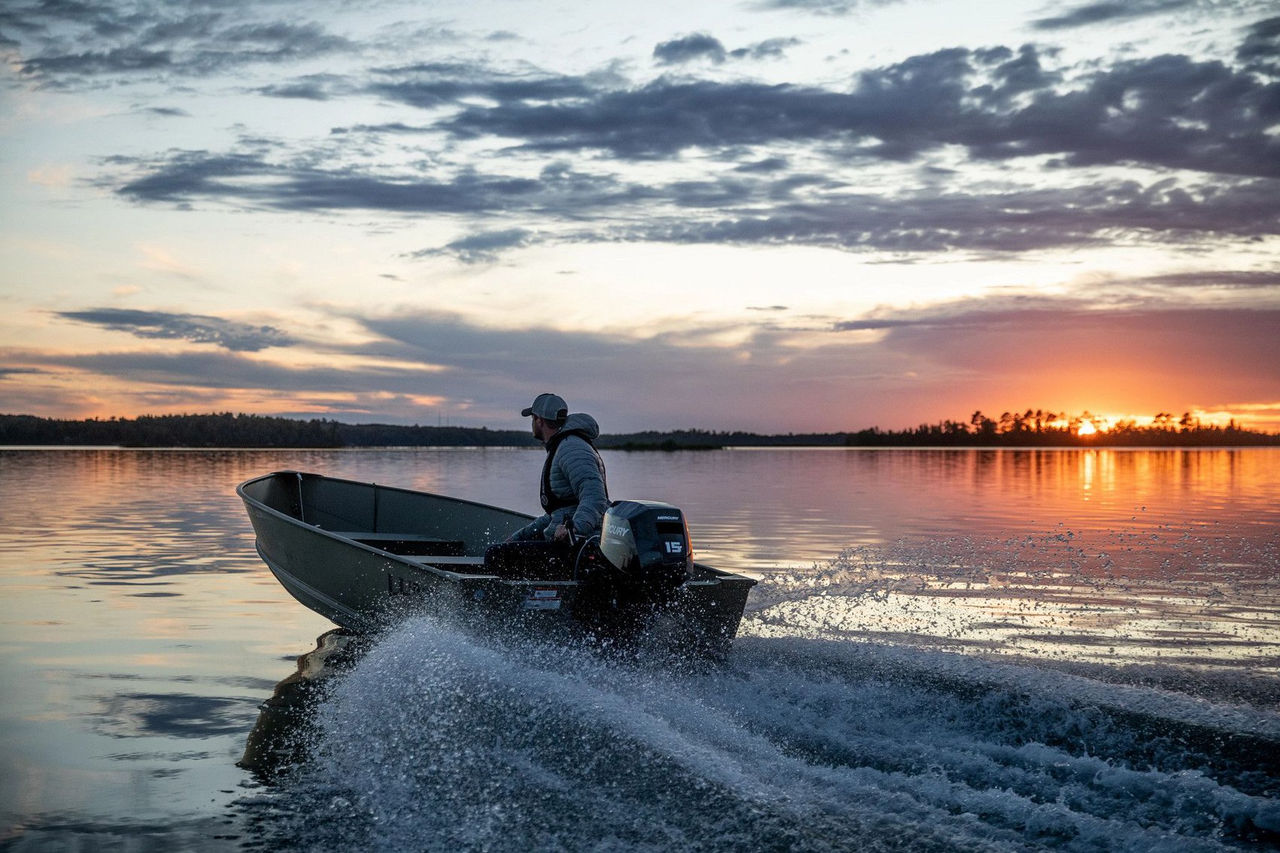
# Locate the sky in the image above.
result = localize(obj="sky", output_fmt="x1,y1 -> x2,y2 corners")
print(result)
1,0 -> 1278,434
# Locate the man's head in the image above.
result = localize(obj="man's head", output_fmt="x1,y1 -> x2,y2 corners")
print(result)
522,392 -> 567,443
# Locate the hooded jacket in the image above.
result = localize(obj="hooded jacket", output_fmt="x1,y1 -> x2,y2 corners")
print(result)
511,412 -> 609,541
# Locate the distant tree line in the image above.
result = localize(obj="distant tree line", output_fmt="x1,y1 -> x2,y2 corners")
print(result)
0,413 -> 530,448
845,409 -> 1280,447
0,410 -> 1276,449
595,429 -> 849,450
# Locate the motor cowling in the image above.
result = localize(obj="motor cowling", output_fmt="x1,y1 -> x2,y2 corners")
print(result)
598,500 -> 692,597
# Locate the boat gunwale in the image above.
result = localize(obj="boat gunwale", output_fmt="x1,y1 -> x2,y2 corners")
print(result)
236,470 -> 757,587
238,470 -> 521,583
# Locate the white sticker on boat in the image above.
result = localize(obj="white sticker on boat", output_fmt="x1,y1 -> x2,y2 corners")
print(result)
525,588 -> 562,610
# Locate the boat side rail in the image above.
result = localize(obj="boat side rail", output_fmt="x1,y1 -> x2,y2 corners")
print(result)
401,555 -> 578,587
326,531 -> 467,557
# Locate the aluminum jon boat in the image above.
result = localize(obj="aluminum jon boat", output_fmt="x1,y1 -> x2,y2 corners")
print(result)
237,471 -> 756,656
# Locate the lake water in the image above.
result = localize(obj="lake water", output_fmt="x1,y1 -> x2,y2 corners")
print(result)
1,447 -> 1278,851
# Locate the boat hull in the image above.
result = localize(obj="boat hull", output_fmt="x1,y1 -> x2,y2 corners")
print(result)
237,471 -> 755,655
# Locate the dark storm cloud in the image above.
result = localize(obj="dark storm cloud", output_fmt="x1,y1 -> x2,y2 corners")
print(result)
56,308 -> 297,352
1031,0 -> 1198,30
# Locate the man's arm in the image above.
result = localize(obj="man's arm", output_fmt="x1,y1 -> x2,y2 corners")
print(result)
507,513 -> 551,542
558,438 -> 609,536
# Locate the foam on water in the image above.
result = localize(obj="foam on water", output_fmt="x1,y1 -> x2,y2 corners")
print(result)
241,606 -> 1280,852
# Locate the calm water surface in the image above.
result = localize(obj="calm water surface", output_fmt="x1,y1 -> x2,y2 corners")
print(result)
1,447 -> 1277,851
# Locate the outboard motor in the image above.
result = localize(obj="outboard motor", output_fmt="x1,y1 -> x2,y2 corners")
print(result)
599,500 -> 692,599
573,500 -> 692,635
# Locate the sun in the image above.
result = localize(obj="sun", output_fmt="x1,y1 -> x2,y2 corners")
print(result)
1077,420 -> 1098,437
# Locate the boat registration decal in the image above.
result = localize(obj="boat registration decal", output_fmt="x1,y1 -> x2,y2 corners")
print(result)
387,572 -> 424,596
524,588 -> 562,610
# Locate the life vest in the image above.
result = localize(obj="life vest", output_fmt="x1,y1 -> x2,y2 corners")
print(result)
540,428 -> 607,513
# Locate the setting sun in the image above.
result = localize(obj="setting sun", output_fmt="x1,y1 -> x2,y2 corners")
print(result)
1078,420 -> 1098,437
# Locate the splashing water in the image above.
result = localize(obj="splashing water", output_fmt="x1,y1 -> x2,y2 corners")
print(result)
239,596 -> 1280,851
234,515 -> 1280,852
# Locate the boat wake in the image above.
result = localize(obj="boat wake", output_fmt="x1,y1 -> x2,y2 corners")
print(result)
237,604 -> 1280,852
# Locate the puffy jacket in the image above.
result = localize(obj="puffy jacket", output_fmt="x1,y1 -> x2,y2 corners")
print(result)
511,413 -> 610,541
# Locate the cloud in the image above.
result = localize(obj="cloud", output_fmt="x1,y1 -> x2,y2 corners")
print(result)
735,156 -> 790,173
141,106 -> 190,117
434,46 -> 1279,178
1032,0 -> 1199,30
1123,270 -> 1280,290
6,346 -> 435,399
843,300 -> 1280,394
56,308 -> 298,352
412,228 -> 535,264
611,177 -> 1280,253
107,140 -> 1280,256
72,17 -> 1279,263
1237,15 -> 1280,75
4,3 -> 354,86
652,33 -> 801,65
653,34 -> 727,65
257,73 -> 353,101
111,150 -> 645,216
750,0 -> 898,15
342,303 -> 1280,429
366,63 -> 599,109
729,37 -> 802,61
11,295 -> 1279,431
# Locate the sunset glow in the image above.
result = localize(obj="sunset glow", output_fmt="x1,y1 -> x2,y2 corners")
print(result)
1,1 -> 1278,433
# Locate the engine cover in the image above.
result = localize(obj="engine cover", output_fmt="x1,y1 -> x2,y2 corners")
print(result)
599,500 -> 692,587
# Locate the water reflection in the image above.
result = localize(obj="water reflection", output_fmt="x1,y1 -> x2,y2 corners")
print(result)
240,630 -> 369,781
92,692 -> 259,739
1,447 -> 1278,850
745,520 -> 1280,674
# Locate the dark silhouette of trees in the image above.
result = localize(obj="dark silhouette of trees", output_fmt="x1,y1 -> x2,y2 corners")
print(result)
1,409 -> 1276,448
845,409 -> 1278,447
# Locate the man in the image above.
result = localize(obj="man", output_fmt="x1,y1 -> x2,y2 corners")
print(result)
508,392 -> 609,543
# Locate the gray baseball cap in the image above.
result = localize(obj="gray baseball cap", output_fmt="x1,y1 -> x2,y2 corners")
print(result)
521,393 -> 568,420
